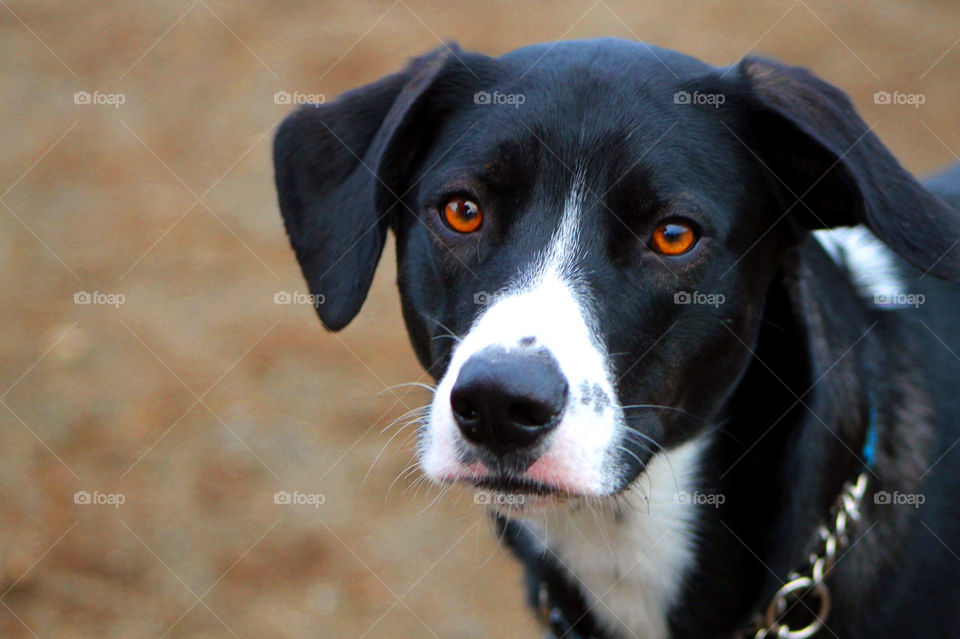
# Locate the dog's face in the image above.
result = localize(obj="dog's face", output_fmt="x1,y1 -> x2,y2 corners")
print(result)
394,47 -> 777,501
274,39 -> 960,510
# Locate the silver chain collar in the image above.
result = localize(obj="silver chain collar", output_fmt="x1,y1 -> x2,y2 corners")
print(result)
745,472 -> 870,639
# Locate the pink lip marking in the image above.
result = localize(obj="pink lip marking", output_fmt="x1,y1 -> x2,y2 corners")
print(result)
523,443 -> 600,495
440,460 -> 488,484
525,456 -> 561,483
437,444 -> 600,497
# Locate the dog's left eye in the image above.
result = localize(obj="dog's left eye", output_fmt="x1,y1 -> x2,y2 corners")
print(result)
442,197 -> 483,233
650,220 -> 698,255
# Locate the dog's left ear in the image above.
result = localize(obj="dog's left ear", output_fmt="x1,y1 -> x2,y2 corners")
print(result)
738,57 -> 960,280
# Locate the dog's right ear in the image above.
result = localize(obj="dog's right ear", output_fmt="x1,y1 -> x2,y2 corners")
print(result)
273,45 -> 462,330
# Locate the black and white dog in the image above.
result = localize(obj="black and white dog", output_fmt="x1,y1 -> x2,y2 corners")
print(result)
274,39 -> 960,638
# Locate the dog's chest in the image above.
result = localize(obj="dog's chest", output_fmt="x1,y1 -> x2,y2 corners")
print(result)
530,438 -> 705,639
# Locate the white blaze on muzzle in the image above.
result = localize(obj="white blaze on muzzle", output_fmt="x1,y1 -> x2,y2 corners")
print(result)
421,175 -> 626,496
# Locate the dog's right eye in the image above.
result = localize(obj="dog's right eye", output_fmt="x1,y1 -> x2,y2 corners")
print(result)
442,198 -> 483,233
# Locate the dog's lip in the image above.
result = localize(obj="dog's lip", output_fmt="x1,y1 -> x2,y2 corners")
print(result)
471,475 -> 566,496
437,473 -> 586,502
435,460 -> 607,500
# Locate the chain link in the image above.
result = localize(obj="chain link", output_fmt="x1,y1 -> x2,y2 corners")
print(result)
750,473 -> 869,639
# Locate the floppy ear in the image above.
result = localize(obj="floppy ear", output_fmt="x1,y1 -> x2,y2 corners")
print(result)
273,44 -> 462,330
738,56 -> 960,280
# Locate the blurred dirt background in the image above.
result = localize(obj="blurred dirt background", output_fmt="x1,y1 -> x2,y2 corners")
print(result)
2,1 -> 959,637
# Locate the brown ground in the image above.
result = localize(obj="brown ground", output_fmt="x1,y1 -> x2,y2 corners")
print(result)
2,1 -> 959,637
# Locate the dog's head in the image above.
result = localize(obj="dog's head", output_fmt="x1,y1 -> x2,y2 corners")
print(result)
274,39 -> 960,510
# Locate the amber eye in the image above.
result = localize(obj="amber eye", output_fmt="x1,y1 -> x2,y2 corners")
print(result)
442,198 -> 483,233
651,220 -> 697,255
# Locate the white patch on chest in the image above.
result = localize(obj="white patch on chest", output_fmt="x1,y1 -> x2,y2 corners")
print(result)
522,436 -> 707,639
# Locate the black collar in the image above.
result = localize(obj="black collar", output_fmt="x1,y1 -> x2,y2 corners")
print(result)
534,571 -> 603,639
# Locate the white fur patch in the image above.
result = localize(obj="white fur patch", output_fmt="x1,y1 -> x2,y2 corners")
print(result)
813,226 -> 909,308
525,436 -> 707,639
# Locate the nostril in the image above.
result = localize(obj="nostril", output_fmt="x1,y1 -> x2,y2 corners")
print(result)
507,401 -> 554,428
451,397 -> 479,422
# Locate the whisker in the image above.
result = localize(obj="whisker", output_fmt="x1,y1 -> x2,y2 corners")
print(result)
387,460 -> 422,500
620,429 -> 682,494
616,443 -> 649,467
381,381 -> 437,393
615,443 -> 655,500
380,405 -> 430,434
473,516 -> 507,570
418,483 -> 450,515
424,315 -> 463,344
620,403 -> 705,424
620,427 -> 661,454
362,411 -> 428,485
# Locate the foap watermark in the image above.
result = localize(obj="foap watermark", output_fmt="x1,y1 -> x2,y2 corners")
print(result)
674,290 -> 725,307
673,90 -> 725,108
874,292 -> 925,308
274,90 -> 325,106
473,90 -> 525,108
274,490 -> 326,508
74,490 -> 126,508
474,490 -> 526,507
473,290 -> 509,306
874,490 -> 925,508
74,291 -> 125,308
873,91 -> 925,108
274,291 -> 325,306
674,490 -> 725,508
74,91 -> 126,108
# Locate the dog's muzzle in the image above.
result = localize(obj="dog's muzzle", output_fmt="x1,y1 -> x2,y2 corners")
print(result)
421,267 -> 624,499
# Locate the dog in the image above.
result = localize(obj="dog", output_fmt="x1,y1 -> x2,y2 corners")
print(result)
273,38 -> 960,638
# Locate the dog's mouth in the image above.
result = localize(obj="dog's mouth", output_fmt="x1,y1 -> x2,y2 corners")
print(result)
471,477 -> 575,512
472,475 -> 565,496
437,472 -> 594,513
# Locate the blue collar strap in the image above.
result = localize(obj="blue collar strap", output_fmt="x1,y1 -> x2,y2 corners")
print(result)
862,395 -> 879,469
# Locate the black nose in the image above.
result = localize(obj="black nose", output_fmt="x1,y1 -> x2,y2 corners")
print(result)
450,347 -> 568,456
